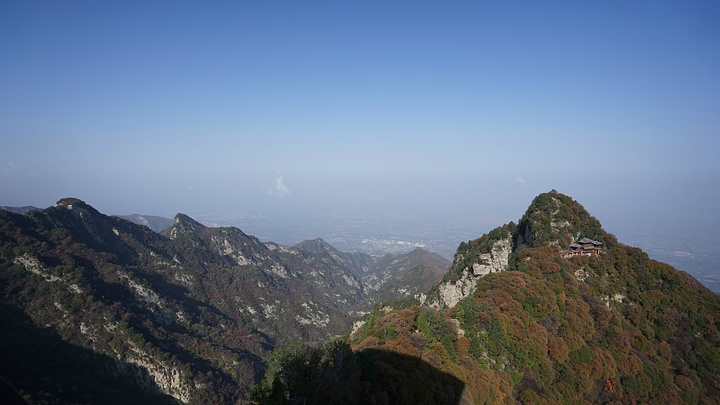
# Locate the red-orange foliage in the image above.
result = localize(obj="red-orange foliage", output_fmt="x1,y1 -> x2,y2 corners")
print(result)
460,369 -> 512,405
517,246 -> 562,278
547,337 -> 569,363
529,322 -> 549,348
572,363 -> 598,394
399,308 -> 418,330
456,336 -> 470,356
476,288 -> 527,324
375,311 -> 409,334
608,329 -> 632,359
383,334 -> 422,358
592,304 -> 612,333
616,354 -> 643,376
604,378 -> 622,398
560,296 -> 594,350
421,345 -> 444,369
351,336 -> 379,351
594,348 -> 618,380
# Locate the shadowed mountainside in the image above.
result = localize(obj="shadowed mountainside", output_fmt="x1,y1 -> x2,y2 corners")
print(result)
0,303 -> 178,405
250,342 -> 469,405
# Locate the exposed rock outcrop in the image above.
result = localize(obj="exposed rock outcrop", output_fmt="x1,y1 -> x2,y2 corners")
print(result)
114,345 -> 193,403
432,238 -> 512,308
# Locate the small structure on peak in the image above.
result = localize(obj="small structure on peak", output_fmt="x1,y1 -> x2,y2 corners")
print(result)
561,238 -> 603,258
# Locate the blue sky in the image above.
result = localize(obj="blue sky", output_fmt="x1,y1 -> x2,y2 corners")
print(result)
2,1 -> 719,241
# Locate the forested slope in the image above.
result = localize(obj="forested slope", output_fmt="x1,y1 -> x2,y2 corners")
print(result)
254,191 -> 720,404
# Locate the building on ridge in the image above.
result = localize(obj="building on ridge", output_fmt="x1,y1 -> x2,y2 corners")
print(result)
561,238 -> 602,258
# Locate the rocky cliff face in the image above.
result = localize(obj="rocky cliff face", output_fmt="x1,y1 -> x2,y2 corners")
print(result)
431,237 -> 512,308
114,345 -> 193,404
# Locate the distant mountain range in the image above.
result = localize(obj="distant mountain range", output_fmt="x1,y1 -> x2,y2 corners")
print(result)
294,238 -> 450,311
0,206 -> 176,233
0,205 -> 41,214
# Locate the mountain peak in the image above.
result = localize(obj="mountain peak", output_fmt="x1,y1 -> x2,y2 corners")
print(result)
55,197 -> 101,217
55,197 -> 86,207
294,238 -> 338,254
430,190 -> 610,309
173,213 -> 204,227
515,190 -> 606,250
167,213 -> 206,239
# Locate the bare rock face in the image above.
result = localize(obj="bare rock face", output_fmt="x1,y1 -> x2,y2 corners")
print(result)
469,238 -> 512,278
434,238 -> 512,308
435,271 -> 479,310
115,346 -> 193,403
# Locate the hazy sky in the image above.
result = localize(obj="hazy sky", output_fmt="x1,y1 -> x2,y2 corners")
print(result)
2,1 -> 719,239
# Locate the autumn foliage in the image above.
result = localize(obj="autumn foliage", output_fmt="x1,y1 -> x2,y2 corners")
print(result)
260,191 -> 720,404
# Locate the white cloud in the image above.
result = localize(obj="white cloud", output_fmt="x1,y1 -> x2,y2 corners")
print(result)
514,177 -> 526,185
269,172 -> 291,198
1,162 -> 21,176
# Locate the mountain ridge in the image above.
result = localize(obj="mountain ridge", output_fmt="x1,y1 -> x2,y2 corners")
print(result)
0,205 -> 41,214
0,197 -> 451,404
1,200 -> 366,403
